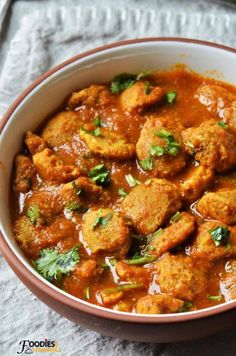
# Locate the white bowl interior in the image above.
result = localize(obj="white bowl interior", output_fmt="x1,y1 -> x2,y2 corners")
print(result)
1,40 -> 236,314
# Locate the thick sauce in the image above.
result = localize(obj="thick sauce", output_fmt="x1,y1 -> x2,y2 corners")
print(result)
12,67 -> 236,314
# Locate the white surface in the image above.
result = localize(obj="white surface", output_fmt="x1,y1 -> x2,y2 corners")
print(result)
1,1 -> 236,355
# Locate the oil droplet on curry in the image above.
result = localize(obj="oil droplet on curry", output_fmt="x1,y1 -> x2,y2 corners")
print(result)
12,67 -> 236,314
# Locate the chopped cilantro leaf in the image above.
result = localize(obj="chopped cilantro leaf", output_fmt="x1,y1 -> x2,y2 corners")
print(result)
118,188 -> 127,197
139,157 -> 153,170
209,226 -> 230,247
166,91 -> 177,104
81,127 -> 101,137
110,73 -> 137,94
144,81 -> 151,95
93,115 -> 102,127
150,145 -> 165,157
110,70 -> 151,94
218,121 -> 228,129
65,201 -> 88,214
93,210 -> 113,229
180,301 -> 193,313
125,174 -> 141,187
88,164 -> 109,185
156,129 -> 173,139
154,130 -> 180,156
35,245 -> 80,281
26,204 -> 41,225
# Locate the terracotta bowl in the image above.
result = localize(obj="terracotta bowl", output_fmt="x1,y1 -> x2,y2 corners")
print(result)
1,38 -> 236,343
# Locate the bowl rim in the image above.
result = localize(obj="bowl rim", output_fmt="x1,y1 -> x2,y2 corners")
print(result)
1,36 -> 236,324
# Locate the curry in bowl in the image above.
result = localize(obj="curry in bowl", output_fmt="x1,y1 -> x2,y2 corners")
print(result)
12,67 -> 236,314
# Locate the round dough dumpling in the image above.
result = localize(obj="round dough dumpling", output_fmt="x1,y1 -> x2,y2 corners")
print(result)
136,115 -> 186,177
155,254 -> 210,301
135,294 -> 185,314
121,178 -> 182,235
182,119 -> 236,172
42,111 -> 80,147
196,85 -> 236,135
67,84 -> 112,109
79,126 -> 136,160
196,84 -> 236,116
82,208 -> 130,255
197,189 -> 236,225
190,221 -> 236,261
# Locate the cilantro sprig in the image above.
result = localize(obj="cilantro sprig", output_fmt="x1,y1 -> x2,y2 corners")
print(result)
110,71 -> 151,94
88,164 -> 109,185
139,157 -> 153,171
93,115 -> 103,127
26,204 -> 41,225
140,129 -> 180,171
125,174 -> 141,187
35,245 -> 80,281
166,91 -> 177,104
218,121 -> 228,129
209,226 -> 230,247
93,210 -> 113,229
81,127 -> 101,137
65,201 -> 88,214
118,188 -> 127,198
154,130 -> 180,157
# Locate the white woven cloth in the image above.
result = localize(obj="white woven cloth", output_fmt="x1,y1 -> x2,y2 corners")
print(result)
1,1 -> 236,355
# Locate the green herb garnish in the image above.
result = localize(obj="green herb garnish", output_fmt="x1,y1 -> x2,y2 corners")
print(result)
144,81 -> 151,94
65,201 -> 88,214
110,71 -> 151,94
139,157 -> 154,171
126,255 -> 157,265
166,91 -> 177,104
171,211 -> 182,223
179,301 -> 193,313
118,188 -> 127,197
35,245 -> 80,281
26,204 -> 41,225
93,115 -> 102,127
88,164 -> 109,185
208,295 -> 222,302
93,210 -> 113,229
153,129 -> 180,157
218,121 -> 228,129
101,283 -> 143,295
65,201 -> 80,212
125,174 -> 141,187
81,127 -> 101,137
110,73 -> 137,94
150,145 -> 165,157
209,226 -> 230,247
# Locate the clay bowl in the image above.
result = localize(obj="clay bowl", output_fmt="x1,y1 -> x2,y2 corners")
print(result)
1,38 -> 236,343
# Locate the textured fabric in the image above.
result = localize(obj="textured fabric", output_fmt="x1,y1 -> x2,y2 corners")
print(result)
1,1 -> 236,355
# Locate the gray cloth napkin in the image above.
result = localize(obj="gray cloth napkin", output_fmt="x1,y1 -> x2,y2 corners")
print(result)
1,1 -> 236,355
